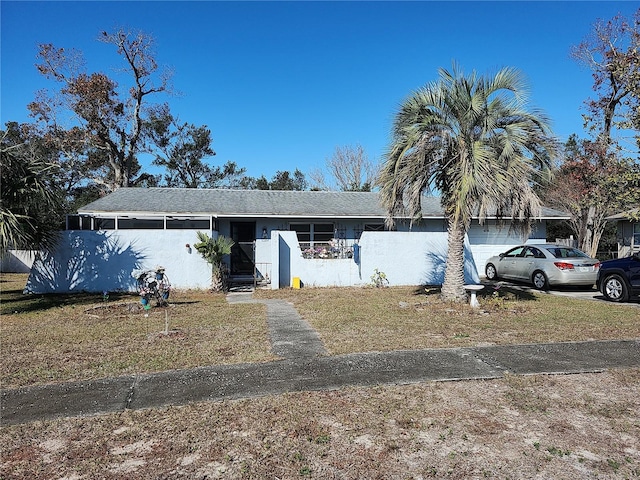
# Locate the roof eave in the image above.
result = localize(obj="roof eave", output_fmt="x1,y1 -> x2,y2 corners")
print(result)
75,211 -> 413,220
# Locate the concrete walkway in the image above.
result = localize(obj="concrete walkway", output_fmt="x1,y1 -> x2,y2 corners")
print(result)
2,291 -> 639,426
226,291 -> 328,359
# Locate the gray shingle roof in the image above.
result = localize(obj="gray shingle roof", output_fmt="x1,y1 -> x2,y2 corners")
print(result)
77,188 -> 570,219
606,208 -> 639,221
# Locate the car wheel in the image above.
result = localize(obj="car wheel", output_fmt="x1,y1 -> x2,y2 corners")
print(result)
602,274 -> 630,302
532,270 -> 549,290
485,263 -> 498,280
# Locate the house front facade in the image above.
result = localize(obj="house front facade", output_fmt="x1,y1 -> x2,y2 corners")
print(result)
608,209 -> 640,258
25,188 -> 570,294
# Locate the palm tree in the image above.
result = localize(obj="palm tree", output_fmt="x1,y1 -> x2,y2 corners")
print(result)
377,65 -> 556,302
194,231 -> 235,292
1,125 -> 63,256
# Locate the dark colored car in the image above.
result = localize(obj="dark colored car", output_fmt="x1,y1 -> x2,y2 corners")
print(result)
596,252 -> 640,302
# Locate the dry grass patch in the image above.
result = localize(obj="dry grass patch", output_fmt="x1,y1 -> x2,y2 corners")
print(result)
3,273 -> 639,388
3,275 -> 639,478
2,369 -> 639,479
1,274 -> 276,388
254,285 -> 640,354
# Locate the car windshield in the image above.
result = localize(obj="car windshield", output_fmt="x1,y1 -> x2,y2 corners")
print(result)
545,247 -> 590,259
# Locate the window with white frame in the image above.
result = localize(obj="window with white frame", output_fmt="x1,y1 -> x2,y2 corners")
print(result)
166,217 -> 211,229
66,215 -> 116,230
290,223 -> 334,246
117,217 -> 165,229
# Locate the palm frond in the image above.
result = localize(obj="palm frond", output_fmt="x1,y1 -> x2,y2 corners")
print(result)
377,63 -> 558,300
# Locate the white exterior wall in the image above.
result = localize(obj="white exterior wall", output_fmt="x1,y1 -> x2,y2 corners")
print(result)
23,219 -> 550,293
264,220 -> 548,288
25,230 -> 212,294
467,220 -> 547,276
270,230 -> 480,288
254,238 -> 272,283
273,230 -> 363,288
1,250 -> 37,273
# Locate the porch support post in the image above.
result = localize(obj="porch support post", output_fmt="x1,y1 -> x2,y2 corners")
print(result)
270,231 -> 280,289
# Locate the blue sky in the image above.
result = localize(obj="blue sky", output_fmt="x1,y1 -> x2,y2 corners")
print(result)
1,1 -> 637,182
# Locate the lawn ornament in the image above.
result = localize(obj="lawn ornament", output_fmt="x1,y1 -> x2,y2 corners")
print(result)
132,266 -> 171,309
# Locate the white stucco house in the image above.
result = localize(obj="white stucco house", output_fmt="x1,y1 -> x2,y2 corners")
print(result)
25,188 -> 570,293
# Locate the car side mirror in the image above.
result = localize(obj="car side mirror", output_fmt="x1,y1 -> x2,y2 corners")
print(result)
499,253 -> 505,259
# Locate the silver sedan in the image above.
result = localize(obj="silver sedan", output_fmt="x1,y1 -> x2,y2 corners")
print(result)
484,244 -> 600,290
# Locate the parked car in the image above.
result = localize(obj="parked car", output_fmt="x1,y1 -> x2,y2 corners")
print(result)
484,244 -> 600,290
596,252 -> 640,302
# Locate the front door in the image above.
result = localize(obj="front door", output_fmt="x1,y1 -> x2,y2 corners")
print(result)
230,222 -> 256,276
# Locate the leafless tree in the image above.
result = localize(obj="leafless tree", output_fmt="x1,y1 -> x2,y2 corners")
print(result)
310,144 -> 377,191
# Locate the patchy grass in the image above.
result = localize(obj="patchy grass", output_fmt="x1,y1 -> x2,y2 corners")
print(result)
254,285 -> 640,354
2,369 -> 639,479
1,274 -> 276,388
2,275 -> 640,478
3,274 -> 639,388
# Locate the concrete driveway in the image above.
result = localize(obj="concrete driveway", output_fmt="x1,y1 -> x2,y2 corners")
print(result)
481,279 -> 640,306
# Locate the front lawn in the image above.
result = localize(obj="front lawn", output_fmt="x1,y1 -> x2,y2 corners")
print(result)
2,274 -> 639,479
1,274 -> 274,388
2,273 -> 638,388
255,285 -> 640,355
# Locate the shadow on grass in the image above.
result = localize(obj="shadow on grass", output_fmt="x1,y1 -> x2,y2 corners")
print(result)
2,287 -> 203,315
0,287 -> 26,296
414,285 -> 442,297
412,282 -> 539,302
1,291 -> 134,315
478,283 -> 539,302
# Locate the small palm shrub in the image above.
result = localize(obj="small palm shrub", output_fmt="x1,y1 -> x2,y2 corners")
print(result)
194,232 -> 235,292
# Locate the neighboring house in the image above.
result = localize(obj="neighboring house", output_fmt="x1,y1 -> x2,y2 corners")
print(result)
25,188 -> 570,293
608,208 -> 640,258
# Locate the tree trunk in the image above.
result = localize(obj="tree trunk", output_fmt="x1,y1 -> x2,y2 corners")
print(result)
441,217 -> 468,303
211,263 -> 229,292
211,266 -> 224,292
581,205 -> 607,258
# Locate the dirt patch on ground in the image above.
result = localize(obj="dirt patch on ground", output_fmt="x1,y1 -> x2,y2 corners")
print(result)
2,369 -> 639,479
